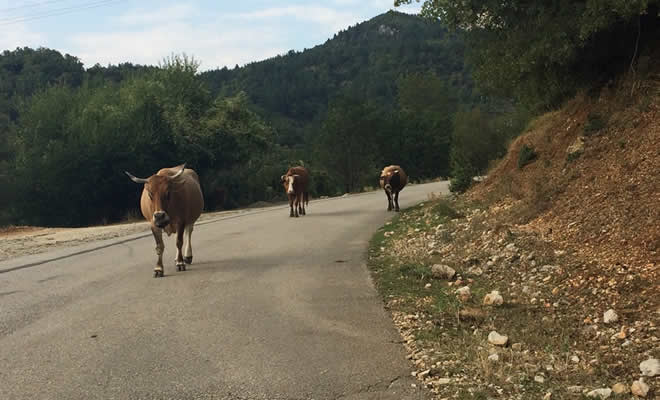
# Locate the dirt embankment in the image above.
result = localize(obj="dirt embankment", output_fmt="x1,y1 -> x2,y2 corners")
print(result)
367,72 -> 659,398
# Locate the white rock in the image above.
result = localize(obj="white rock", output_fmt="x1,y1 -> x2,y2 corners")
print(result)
483,290 -> 504,306
586,388 -> 612,399
571,355 -> 580,363
468,266 -> 483,276
566,136 -> 585,158
631,379 -> 649,397
436,378 -> 451,385
567,386 -> 583,393
534,375 -> 545,383
603,309 -> 618,324
455,286 -> 471,302
611,383 -> 628,394
488,331 -> 508,346
488,354 -> 499,362
543,393 -> 552,400
424,283 -> 432,289
431,264 -> 456,280
640,358 -> 660,377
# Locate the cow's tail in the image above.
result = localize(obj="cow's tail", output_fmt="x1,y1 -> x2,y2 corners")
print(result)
304,192 -> 309,206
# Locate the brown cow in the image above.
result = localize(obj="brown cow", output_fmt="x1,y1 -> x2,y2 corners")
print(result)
281,166 -> 309,217
379,165 -> 408,212
125,164 -> 204,277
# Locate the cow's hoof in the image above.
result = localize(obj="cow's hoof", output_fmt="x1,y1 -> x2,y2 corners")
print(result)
395,208 -> 400,212
154,269 -> 164,278
176,263 -> 186,271
183,256 -> 193,264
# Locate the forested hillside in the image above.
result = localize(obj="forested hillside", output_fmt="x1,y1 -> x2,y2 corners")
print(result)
2,11 -> 520,228
201,11 -> 473,146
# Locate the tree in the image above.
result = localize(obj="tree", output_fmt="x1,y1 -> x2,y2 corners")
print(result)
396,0 -> 660,108
316,97 -> 380,193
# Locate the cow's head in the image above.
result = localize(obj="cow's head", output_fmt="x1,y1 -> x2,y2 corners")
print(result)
380,169 -> 400,194
125,165 -> 186,229
281,174 -> 299,195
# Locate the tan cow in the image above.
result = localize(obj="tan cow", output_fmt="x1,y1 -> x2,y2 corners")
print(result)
125,164 -> 204,277
379,165 -> 408,212
281,166 -> 309,217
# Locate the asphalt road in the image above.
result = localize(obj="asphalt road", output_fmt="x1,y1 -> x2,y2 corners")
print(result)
0,181 -> 449,400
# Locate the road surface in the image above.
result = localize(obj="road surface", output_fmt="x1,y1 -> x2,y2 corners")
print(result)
0,181 -> 449,400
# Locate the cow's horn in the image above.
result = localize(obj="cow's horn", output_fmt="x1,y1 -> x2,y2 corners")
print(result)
170,164 -> 186,180
125,171 -> 148,184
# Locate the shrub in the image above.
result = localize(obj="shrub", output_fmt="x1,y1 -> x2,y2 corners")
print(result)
517,144 -> 537,169
584,113 -> 606,135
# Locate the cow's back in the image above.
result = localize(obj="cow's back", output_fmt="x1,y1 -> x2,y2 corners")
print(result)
287,166 -> 309,190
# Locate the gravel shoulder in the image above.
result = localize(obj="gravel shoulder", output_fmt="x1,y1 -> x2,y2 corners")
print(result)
0,209 -> 243,262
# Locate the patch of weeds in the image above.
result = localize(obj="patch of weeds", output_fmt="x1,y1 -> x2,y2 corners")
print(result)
456,388 -> 492,400
583,112 -> 606,135
432,198 -> 464,220
618,139 -> 626,149
517,144 -> 537,169
637,95 -> 652,113
566,150 -> 582,163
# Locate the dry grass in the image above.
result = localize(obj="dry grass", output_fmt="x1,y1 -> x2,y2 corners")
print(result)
369,70 -> 659,399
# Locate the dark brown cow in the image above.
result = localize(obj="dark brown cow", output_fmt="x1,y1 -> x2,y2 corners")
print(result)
281,166 -> 309,217
125,164 -> 204,277
379,165 -> 408,212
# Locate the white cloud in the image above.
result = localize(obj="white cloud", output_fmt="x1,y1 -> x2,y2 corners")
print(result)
116,3 -> 198,25
71,21 -> 287,70
0,22 -> 45,51
62,1 -> 424,70
235,5 -> 360,33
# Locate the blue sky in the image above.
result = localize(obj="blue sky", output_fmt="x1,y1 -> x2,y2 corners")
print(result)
0,0 -> 422,71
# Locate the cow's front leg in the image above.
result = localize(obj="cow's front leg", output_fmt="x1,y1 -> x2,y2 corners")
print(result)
175,225 -> 186,271
394,191 -> 401,212
183,224 -> 194,265
289,195 -> 295,217
152,227 -> 165,278
385,191 -> 393,211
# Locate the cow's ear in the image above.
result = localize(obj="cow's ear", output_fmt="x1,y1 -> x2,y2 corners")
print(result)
281,175 -> 286,182
393,169 -> 399,175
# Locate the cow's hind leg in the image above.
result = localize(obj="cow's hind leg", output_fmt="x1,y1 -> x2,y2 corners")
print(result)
297,192 -> 305,216
293,194 -> 299,217
152,227 -> 165,278
183,224 -> 194,265
175,225 -> 186,271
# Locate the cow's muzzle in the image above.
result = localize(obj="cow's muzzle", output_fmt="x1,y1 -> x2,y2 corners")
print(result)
153,211 -> 170,228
